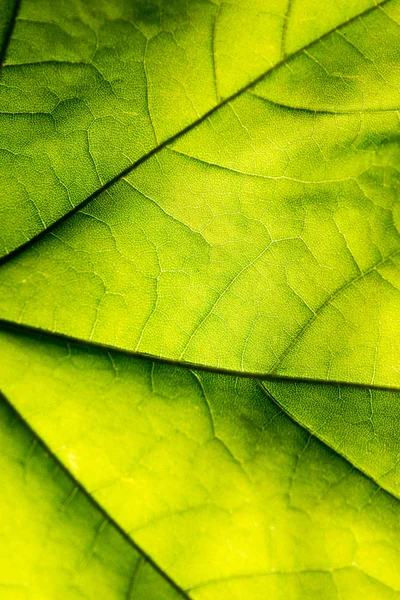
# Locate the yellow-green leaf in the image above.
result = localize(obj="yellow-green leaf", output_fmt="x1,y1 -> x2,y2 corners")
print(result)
264,379 -> 400,498
2,0 -> 380,256
0,393 -> 186,600
1,327 -> 400,598
0,0 -> 399,386
2,1 -> 400,597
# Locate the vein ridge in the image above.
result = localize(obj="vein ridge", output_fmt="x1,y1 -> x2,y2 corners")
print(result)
1,318 -> 400,393
0,0 -> 392,267
0,388 -> 191,600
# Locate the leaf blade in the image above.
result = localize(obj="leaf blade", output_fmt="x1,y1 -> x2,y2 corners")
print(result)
1,1 -> 399,386
0,0 -> 389,256
0,391 -> 186,600
1,327 -> 400,598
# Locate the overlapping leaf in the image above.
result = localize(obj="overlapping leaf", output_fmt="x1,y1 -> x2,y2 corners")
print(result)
264,379 -> 400,498
2,328 -> 400,599
1,0 -> 400,598
1,0 -> 399,385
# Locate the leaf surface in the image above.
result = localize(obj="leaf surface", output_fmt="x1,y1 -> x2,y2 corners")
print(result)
264,379 -> 400,499
0,0 -> 399,385
2,2 -> 400,597
1,327 -> 400,599
0,0 -> 381,256
0,392 -> 186,600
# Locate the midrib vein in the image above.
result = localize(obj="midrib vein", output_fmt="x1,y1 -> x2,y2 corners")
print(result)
1,318 -> 400,394
0,0 -> 393,267
0,389 -> 192,600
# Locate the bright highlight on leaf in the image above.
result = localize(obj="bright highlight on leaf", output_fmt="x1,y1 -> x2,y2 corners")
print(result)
0,394 -> 185,600
0,0 -> 400,598
2,328 -> 400,599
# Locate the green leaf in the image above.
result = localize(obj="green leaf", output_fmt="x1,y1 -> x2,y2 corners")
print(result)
2,1 -> 400,598
0,0 -> 17,56
264,379 -> 400,498
1,0 -> 380,256
0,0 -> 399,385
0,392 -> 186,600
1,327 -> 400,599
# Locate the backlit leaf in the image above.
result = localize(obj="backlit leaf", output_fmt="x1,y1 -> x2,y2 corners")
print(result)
1,327 -> 400,599
1,1 -> 400,597
0,392 -> 186,600
0,0 -> 399,385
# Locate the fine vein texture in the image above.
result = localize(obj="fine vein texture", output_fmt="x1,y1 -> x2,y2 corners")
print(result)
2,1 -> 400,597
0,0 -> 381,256
264,380 -> 400,499
1,0 -> 399,387
0,394 -> 184,600
1,328 -> 400,599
